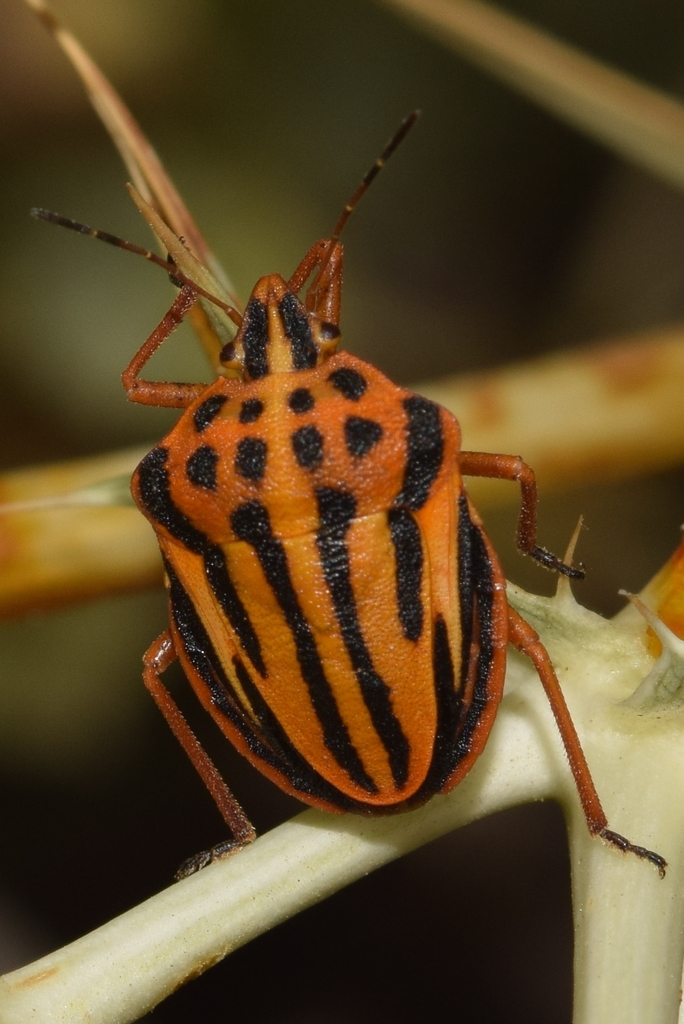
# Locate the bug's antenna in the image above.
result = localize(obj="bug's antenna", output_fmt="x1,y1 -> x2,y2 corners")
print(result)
31,209 -> 243,328
332,110 -> 420,242
309,110 -> 420,297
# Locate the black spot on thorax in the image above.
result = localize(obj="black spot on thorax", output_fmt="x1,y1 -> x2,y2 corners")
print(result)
328,367 -> 367,401
186,445 -> 219,490
344,416 -> 383,458
235,437 -> 268,481
193,394 -> 227,433
291,425 -> 324,469
288,387 -> 315,414
239,398 -> 264,423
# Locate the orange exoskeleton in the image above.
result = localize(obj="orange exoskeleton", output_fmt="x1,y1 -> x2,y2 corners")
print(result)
36,114 -> 666,878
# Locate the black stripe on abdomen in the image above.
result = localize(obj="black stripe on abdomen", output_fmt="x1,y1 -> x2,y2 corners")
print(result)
137,446 -> 207,555
137,447 -> 266,677
446,498 -> 496,771
394,396 -> 444,512
165,558 -> 359,810
388,507 -> 424,642
230,499 -> 378,794
203,545 -> 267,678
457,519 -> 496,751
316,487 -> 411,790
415,495 -> 496,797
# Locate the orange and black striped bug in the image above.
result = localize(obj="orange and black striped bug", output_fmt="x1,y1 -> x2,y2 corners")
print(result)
34,113 -> 666,879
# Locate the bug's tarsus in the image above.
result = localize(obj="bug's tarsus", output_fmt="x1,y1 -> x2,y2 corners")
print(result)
599,828 -> 667,878
531,544 -> 585,579
175,838 -> 245,881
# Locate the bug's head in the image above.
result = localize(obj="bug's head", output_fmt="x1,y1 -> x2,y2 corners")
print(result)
220,112 -> 419,382
219,242 -> 343,380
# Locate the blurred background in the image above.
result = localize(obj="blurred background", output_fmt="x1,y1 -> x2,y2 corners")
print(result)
1,0 -> 684,1020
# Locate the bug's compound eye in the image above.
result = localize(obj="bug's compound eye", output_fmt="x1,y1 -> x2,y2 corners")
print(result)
319,321 -> 341,341
316,319 -> 342,356
219,340 -> 244,378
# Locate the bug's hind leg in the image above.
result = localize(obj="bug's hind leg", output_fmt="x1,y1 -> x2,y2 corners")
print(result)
143,630 -> 256,877
506,605 -> 666,877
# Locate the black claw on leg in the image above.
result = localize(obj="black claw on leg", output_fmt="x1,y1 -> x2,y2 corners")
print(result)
601,828 -> 667,879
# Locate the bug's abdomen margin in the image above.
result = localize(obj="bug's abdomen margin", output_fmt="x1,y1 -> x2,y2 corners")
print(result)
411,491 -> 509,804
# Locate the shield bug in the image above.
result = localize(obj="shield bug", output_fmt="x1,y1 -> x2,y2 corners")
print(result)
35,114 -> 666,878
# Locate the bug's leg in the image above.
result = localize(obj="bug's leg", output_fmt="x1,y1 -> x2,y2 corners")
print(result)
507,604 -> 666,876
143,630 -> 256,875
459,450 -> 583,579
123,284 -> 210,408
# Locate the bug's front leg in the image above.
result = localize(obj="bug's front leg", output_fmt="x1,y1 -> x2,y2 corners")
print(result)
143,630 -> 256,876
506,605 -> 667,877
459,450 -> 583,579
123,284 -> 210,408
